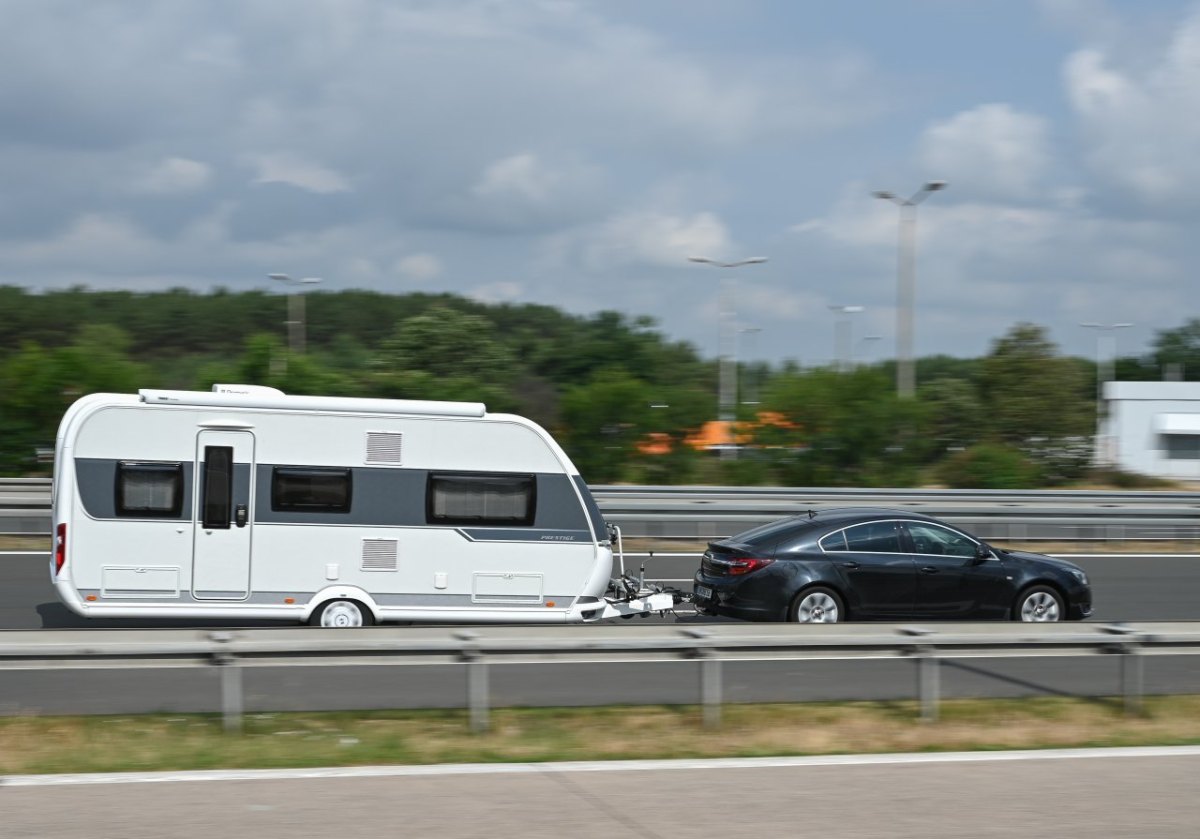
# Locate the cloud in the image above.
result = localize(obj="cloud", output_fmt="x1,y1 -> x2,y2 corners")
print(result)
1063,7 -> 1200,203
918,104 -> 1053,200
566,210 -> 733,271
131,157 -> 213,194
243,152 -> 352,194
393,253 -> 443,283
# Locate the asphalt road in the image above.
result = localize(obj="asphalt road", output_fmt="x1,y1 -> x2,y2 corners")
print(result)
7,749 -> 1200,838
6,551 -> 1200,630
2,551 -> 1200,715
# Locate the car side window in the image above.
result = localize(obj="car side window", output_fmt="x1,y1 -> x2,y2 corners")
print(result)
819,530 -> 849,552
906,522 -> 977,558
842,521 -> 902,553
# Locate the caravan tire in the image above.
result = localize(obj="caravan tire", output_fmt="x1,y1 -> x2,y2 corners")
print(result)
309,599 -> 374,628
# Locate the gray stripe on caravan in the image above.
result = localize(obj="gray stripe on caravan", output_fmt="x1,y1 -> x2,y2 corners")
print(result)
457,528 -> 593,543
74,459 -> 594,534
75,590 -> 578,608
75,458 -> 195,521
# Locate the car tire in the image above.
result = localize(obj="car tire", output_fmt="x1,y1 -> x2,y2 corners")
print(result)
309,599 -> 375,627
1013,585 -> 1064,622
789,586 -> 844,623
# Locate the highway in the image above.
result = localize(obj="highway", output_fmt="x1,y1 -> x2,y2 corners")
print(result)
3,550 -> 1200,715
7,748 -> 1200,838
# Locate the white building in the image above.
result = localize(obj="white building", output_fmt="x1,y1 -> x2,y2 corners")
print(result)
1105,381 -> 1200,481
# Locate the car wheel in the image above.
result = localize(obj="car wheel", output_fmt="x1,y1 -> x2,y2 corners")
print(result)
1014,586 -> 1064,622
309,599 -> 374,627
789,587 -> 844,623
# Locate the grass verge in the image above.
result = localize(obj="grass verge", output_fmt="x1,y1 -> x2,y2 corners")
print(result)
4,696 -> 1200,776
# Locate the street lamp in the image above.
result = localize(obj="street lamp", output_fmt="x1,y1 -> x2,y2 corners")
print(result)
858,335 -> 882,366
1081,322 -> 1133,467
828,305 -> 864,372
688,256 -> 768,459
737,326 -> 763,405
874,180 -> 947,398
269,273 -> 322,355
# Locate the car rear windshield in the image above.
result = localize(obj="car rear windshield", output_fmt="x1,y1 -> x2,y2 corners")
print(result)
725,516 -> 815,549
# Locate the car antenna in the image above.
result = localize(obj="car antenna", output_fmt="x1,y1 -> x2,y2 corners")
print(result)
808,509 -> 816,519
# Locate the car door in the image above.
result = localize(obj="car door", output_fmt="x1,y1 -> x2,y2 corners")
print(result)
825,520 -> 916,618
903,521 -> 1010,619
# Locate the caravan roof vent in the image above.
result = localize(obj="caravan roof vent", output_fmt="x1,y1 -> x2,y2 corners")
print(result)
366,432 -> 403,465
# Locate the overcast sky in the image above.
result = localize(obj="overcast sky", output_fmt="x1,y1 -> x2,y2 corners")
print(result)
2,0 -> 1197,366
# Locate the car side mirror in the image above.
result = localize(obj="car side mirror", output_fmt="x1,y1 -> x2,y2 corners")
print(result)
973,543 -> 991,563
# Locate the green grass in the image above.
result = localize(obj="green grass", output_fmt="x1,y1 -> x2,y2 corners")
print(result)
4,696 -> 1200,776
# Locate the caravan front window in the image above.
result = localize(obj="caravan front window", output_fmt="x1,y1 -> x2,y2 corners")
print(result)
116,462 -> 183,518
427,472 -> 536,526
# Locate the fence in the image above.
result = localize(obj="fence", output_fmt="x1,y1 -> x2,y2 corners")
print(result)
2,622 -> 1196,732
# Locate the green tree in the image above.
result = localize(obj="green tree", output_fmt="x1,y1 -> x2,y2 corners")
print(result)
558,371 -> 654,483
0,325 -> 147,474
978,323 -> 1092,484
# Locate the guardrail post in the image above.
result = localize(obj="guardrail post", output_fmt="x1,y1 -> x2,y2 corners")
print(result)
684,628 -> 722,728
901,628 -> 938,722
209,632 -> 243,733
456,631 -> 489,733
1104,625 -> 1145,717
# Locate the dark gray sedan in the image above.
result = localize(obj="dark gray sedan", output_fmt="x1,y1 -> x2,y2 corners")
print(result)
691,507 -> 1093,623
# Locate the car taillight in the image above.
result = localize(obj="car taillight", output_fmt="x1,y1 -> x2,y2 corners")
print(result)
54,523 -> 66,576
727,556 -> 774,575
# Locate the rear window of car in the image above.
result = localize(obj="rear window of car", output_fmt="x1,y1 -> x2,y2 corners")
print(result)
726,517 -> 816,549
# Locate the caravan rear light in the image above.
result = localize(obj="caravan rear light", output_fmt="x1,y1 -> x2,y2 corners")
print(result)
54,523 -> 67,576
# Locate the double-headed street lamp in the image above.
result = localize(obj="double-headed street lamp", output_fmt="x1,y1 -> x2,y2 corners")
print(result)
1080,321 -> 1133,467
269,273 -> 322,355
874,180 -> 947,398
687,256 -> 768,459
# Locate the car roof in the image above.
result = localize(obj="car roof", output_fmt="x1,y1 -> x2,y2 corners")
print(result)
802,506 -> 942,525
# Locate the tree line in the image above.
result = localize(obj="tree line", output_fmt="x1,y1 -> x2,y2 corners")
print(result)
2,285 -> 1198,487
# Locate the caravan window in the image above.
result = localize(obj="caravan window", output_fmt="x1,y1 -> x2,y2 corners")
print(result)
427,472 -> 536,526
272,467 -> 352,513
201,446 -> 233,529
116,462 -> 184,518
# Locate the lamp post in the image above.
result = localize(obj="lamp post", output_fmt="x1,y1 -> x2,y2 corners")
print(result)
269,273 -> 322,355
1081,322 -> 1132,468
737,326 -> 762,405
858,335 -> 882,366
688,256 -> 768,459
874,181 -> 947,398
828,305 -> 864,372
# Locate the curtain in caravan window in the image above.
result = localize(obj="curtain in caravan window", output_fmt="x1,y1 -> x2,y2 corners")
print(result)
427,473 -> 535,526
116,462 -> 183,517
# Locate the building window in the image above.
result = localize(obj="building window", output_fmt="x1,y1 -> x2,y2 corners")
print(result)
116,462 -> 184,518
427,472 -> 536,526
1164,434 -> 1200,460
272,467 -> 352,513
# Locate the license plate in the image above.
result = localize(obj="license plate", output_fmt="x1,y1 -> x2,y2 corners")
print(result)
694,584 -> 713,599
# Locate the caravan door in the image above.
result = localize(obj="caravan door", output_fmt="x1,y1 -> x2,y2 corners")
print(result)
192,430 -> 255,600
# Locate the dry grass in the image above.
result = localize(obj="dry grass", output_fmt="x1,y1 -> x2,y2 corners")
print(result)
4,696 -> 1200,776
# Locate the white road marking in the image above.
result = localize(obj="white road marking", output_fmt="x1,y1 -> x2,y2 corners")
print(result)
5,745 -> 1200,787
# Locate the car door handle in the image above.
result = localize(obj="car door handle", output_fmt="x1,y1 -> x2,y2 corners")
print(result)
920,566 -> 940,574
840,561 -> 860,569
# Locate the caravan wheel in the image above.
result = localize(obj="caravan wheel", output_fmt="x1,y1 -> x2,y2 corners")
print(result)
310,599 -> 374,628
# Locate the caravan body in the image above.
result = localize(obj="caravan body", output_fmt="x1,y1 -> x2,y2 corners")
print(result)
51,386 -> 619,625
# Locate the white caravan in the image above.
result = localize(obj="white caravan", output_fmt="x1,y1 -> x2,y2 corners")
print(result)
51,385 -> 676,626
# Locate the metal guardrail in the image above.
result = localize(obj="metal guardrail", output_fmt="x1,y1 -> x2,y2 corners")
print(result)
4,479 -> 1200,541
1,622 -> 1195,731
